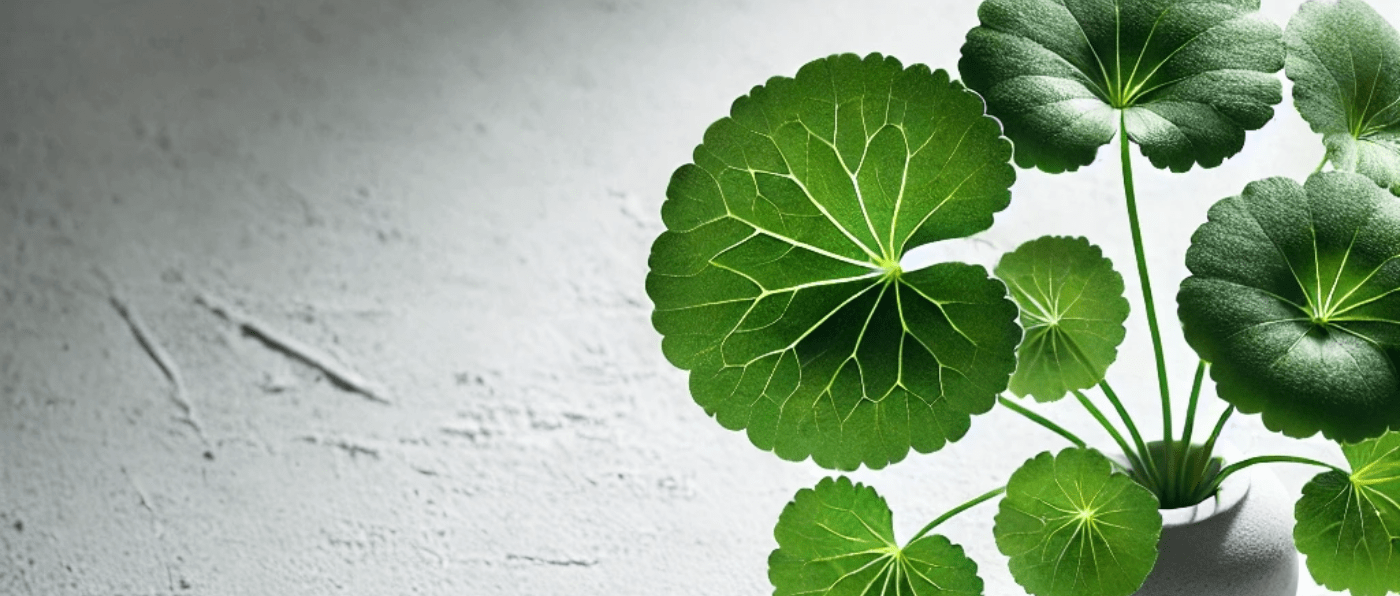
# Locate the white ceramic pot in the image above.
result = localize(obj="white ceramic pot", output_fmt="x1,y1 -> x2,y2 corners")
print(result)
1132,447 -> 1299,596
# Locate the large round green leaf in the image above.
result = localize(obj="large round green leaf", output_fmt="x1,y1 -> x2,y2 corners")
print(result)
770,476 -> 984,596
994,448 -> 1162,596
959,0 -> 1284,173
647,53 -> 1021,471
1287,0 -> 1400,194
1178,172 -> 1400,442
996,236 -> 1129,402
1294,430 -> 1400,596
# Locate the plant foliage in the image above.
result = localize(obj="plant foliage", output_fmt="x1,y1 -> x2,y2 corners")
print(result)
960,0 -> 1283,173
994,448 -> 1161,596
640,2 -> 1400,595
1294,430 -> 1400,596
1287,0 -> 1400,194
770,477 -> 984,596
647,53 -> 1020,470
997,236 -> 1129,402
1179,172 -> 1400,442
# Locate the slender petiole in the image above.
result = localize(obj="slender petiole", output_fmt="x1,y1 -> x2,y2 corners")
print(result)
1098,381 -> 1160,484
1192,455 -> 1345,503
1189,404 -> 1235,497
1175,361 -> 1208,502
1072,389 -> 1154,490
1118,113 -> 1174,485
908,486 -> 1006,544
1178,362 -> 1207,450
1314,153 -> 1329,173
1199,405 -> 1233,463
999,396 -> 1087,448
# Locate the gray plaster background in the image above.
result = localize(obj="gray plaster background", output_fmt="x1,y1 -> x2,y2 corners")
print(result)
0,0 -> 1392,594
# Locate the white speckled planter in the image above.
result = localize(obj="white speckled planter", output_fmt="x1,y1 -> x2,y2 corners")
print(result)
1132,447 -> 1299,596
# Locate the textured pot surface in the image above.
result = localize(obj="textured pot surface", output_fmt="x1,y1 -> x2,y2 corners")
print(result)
1133,461 -> 1298,596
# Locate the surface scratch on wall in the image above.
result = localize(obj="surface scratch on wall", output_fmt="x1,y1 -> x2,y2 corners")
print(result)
97,269 -> 213,458
196,292 -> 393,405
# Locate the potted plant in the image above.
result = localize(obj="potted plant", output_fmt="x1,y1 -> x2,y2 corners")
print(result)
645,0 -> 1400,595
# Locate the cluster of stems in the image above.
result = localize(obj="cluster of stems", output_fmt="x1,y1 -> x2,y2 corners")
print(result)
925,115 -> 1346,531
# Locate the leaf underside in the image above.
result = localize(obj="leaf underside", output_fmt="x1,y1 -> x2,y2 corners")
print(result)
1294,430 -> 1400,596
770,476 -> 984,596
960,0 -> 1283,173
647,53 -> 1021,471
1287,0 -> 1400,194
994,448 -> 1162,596
996,236 -> 1129,402
1179,171 -> 1400,442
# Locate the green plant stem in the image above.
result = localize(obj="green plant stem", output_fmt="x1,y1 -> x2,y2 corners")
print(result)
1174,361 -> 1208,503
1192,455 -> 1346,503
908,486 -> 1006,544
1118,113 -> 1174,483
1314,153 -> 1328,173
1178,362 -> 1207,450
1072,389 -> 1154,490
1187,404 -> 1235,497
1199,405 -> 1233,462
1098,381 -> 1159,483
998,396 -> 1087,448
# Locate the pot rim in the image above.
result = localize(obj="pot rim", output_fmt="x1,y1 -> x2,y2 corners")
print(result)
1114,443 -> 1252,527
1161,443 -> 1250,527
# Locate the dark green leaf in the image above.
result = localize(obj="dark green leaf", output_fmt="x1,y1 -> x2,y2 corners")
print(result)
647,53 -> 1021,470
1287,0 -> 1400,194
1179,172 -> 1400,442
994,448 -> 1162,596
996,236 -> 1129,402
960,0 -> 1284,173
1295,430 -> 1400,596
770,476 -> 984,596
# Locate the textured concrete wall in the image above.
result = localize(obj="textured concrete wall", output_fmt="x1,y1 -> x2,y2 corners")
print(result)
0,1 -> 1388,594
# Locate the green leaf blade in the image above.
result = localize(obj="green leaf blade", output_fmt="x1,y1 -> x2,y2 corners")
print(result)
771,477 -> 984,596
1179,171 -> 1400,442
995,448 -> 1162,596
960,0 -> 1283,173
1295,430 -> 1400,596
1287,0 -> 1400,193
996,236 -> 1130,402
647,53 -> 1022,471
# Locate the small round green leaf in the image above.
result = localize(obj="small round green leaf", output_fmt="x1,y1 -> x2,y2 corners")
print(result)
1294,430 -> 1400,596
996,236 -> 1129,402
1287,0 -> 1400,194
770,476 -> 984,596
647,53 -> 1022,471
959,0 -> 1284,173
1178,171 -> 1400,442
994,448 -> 1162,596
